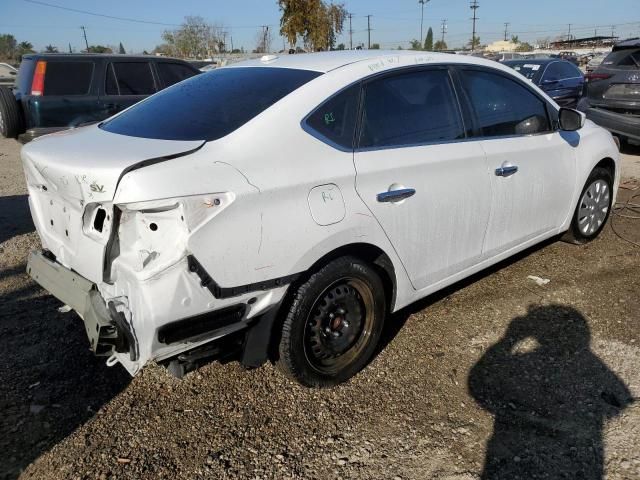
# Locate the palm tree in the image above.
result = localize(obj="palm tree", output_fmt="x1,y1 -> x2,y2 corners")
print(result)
44,44 -> 58,53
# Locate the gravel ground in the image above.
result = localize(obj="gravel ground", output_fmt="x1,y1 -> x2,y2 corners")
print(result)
0,136 -> 639,480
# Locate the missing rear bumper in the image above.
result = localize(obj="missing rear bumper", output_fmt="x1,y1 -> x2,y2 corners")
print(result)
26,250 -> 137,360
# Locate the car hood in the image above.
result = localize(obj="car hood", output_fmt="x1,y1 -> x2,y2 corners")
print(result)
21,125 -> 204,204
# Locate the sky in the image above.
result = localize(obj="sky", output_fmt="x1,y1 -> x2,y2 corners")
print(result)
1,0 -> 639,53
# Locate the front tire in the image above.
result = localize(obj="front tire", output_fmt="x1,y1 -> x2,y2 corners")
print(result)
277,256 -> 386,387
564,167 -> 613,244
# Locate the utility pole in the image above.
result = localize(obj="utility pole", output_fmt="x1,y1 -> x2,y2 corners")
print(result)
68,42 -> 72,53
567,24 -> 572,42
230,35 -> 234,53
348,13 -> 353,50
470,0 -> 479,52
418,0 -> 430,45
440,19 -> 447,47
504,22 -> 510,42
366,15 -> 372,49
611,25 -> 616,40
260,25 -> 269,53
80,25 -> 89,51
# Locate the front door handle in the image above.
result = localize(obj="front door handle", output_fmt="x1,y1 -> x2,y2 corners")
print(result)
377,188 -> 416,203
495,165 -> 519,177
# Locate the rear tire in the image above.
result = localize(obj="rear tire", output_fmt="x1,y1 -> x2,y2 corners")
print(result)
277,256 -> 386,387
563,167 -> 613,244
0,86 -> 23,139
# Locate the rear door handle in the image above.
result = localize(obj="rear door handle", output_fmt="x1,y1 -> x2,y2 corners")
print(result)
377,188 -> 416,203
495,165 -> 518,177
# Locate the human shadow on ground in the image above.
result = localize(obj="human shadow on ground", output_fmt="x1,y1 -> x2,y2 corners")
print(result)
0,195 -> 33,244
468,305 -> 633,480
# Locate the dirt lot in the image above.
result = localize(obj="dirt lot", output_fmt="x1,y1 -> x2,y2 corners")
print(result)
1,136 -> 639,480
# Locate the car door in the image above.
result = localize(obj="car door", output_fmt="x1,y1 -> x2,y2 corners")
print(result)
99,60 -> 157,118
353,67 -> 492,291
456,66 -> 576,256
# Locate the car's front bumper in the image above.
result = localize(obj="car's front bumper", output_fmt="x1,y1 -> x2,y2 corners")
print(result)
584,107 -> 640,142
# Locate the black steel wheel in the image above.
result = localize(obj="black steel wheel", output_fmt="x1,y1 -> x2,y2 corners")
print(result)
277,256 -> 386,387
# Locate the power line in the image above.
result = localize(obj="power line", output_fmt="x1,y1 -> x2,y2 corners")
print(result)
23,0 -> 181,27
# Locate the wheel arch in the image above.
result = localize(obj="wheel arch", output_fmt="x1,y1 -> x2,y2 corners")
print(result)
301,243 -> 398,312
594,157 -> 616,178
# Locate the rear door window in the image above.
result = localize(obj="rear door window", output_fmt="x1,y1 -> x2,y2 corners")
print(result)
157,62 -> 198,87
459,69 -> 551,137
44,61 -> 94,95
359,69 -> 465,148
106,62 -> 156,95
305,84 -> 360,149
100,67 -> 321,141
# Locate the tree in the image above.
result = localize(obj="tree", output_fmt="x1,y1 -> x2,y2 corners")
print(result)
118,42 -> 126,54
409,39 -> 422,50
468,36 -> 481,50
0,34 -> 17,60
278,0 -> 347,51
87,45 -> 112,53
16,41 -> 34,59
515,42 -> 533,52
44,44 -> 58,53
371,43 -> 380,50
336,43 -> 345,50
161,16 -> 224,59
424,27 -> 433,51
511,35 -> 520,44
434,40 -> 448,51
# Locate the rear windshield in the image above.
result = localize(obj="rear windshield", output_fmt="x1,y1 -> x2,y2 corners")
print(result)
100,67 -> 322,141
602,49 -> 640,69
506,62 -> 543,81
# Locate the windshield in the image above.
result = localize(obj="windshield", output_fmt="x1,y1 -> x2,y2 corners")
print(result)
100,67 -> 322,141
505,62 -> 544,82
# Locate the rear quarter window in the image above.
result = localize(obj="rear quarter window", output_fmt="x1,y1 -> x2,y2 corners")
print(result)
100,67 -> 322,141
157,62 -> 198,87
44,61 -> 94,95
106,62 -> 156,95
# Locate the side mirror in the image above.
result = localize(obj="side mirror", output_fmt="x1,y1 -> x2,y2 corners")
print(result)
558,108 -> 585,131
9,71 -> 16,76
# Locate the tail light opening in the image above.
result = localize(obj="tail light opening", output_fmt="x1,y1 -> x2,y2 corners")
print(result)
585,73 -> 612,83
31,60 -> 47,96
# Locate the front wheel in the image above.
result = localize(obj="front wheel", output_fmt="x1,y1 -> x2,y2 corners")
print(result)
564,167 -> 613,244
277,256 -> 386,387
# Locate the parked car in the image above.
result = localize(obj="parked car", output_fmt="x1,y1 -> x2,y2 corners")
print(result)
579,38 -> 640,144
558,51 -> 580,65
586,52 -> 609,72
504,59 -> 585,107
0,54 -> 200,142
0,62 -> 17,87
496,52 -> 524,62
24,51 -> 619,387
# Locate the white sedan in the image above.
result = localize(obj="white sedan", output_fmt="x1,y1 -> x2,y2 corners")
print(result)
23,51 -> 619,387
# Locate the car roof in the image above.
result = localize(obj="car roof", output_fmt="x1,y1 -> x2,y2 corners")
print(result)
503,58 -> 561,66
613,38 -> 640,51
231,50 -> 495,73
21,53 -> 187,62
